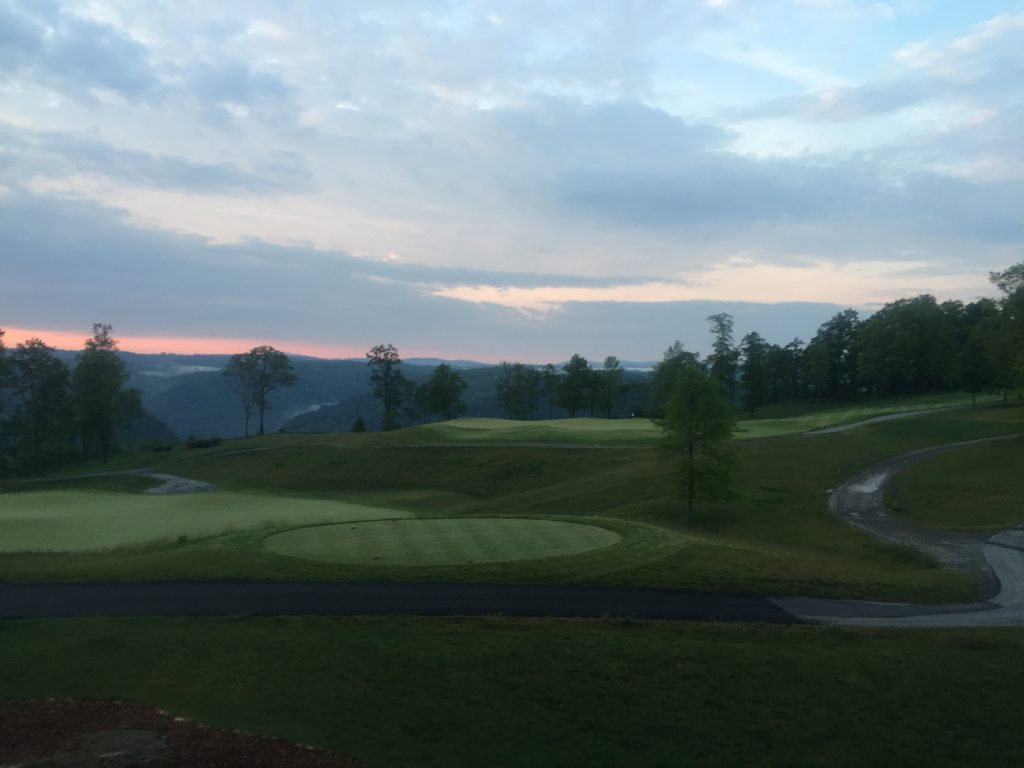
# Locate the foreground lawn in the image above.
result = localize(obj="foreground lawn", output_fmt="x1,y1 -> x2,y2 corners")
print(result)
887,434 -> 1024,530
2,617 -> 1023,768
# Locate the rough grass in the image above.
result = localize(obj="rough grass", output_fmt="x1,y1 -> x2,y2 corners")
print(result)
2,616 -> 1024,768
887,434 -> 1024,530
0,475 -> 159,494
263,517 -> 621,566
0,491 -> 411,552
1,403 -> 1019,601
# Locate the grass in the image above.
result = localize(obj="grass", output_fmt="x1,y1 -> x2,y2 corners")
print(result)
3,401 -> 1023,766
2,616 -> 1024,768
263,517 -> 621,566
415,393 -> 994,444
1,402 -> 1020,601
887,434 -> 1024,530
0,474 -> 159,494
0,491 -> 411,552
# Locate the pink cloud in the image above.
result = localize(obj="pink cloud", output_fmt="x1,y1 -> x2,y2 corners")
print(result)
1,327 -> 365,359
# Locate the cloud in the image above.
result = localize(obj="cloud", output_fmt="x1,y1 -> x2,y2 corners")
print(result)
0,189 -> 857,361
737,80 -> 932,122
737,11 -> 1024,126
0,1 -> 1018,360
0,123 -> 307,193
0,3 -> 160,104
187,58 -> 298,124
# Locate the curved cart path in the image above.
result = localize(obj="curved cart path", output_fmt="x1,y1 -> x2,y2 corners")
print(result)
138,471 -> 216,494
774,436 -> 1024,627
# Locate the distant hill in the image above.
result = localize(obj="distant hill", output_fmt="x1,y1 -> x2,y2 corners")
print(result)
45,350 -> 657,438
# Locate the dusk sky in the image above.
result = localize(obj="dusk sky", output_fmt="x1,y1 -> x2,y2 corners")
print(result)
2,1 -> 1021,362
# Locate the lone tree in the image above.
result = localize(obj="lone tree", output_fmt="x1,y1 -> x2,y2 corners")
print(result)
366,343 -> 405,430
660,366 -> 736,517
224,346 -> 297,436
72,325 -> 141,464
422,363 -> 468,421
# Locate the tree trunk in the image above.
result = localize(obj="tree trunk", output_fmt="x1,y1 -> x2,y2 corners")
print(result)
687,437 -> 695,517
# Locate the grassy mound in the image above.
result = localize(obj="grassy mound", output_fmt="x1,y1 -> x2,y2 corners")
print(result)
263,518 -> 621,565
887,434 -> 1024,530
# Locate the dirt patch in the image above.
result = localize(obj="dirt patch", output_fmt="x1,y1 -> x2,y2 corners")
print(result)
0,699 -> 364,768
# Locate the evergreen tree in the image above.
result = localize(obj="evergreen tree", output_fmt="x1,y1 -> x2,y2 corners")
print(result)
72,325 -> 141,463
739,331 -> 770,416
706,313 -> 738,405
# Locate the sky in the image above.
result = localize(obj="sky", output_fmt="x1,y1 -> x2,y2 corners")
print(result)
1,0 -> 1021,362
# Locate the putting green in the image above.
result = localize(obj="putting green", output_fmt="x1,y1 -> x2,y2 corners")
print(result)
0,490 -> 412,552
262,517 -> 621,566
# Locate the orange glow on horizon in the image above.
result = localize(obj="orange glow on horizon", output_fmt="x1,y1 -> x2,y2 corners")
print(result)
0,327 -> 368,360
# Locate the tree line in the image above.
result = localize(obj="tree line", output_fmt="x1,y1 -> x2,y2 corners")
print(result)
654,264 -> 1024,417
0,325 -> 141,475
3,262 -> 1021,473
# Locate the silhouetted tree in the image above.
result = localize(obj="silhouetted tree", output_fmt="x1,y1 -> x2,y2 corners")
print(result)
766,338 -> 803,404
651,341 -> 700,416
959,326 -> 993,405
557,354 -> 592,418
540,363 -> 560,419
601,356 -> 625,419
706,313 -> 738,405
402,379 -> 427,425
496,362 -> 540,420
225,345 -> 297,436
8,338 -> 72,471
366,343 -> 405,430
739,331 -> 770,416
423,363 -> 468,421
809,309 -> 861,398
857,296 -> 954,398
986,264 -> 1024,402
72,325 -> 141,463
0,328 -> 8,420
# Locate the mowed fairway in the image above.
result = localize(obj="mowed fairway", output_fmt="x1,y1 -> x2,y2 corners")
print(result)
263,517 -> 621,565
418,395 -> 993,444
0,491 -> 411,552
